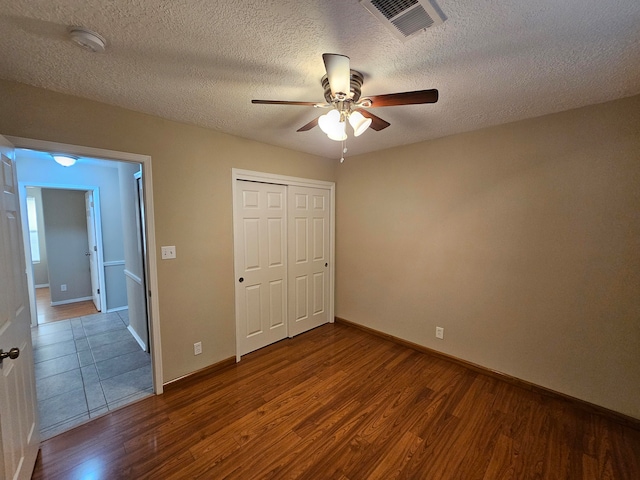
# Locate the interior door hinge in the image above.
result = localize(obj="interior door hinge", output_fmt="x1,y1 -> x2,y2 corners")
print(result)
97,288 -> 100,294
93,245 -> 97,251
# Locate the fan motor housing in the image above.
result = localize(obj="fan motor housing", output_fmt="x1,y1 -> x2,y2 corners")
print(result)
322,70 -> 364,103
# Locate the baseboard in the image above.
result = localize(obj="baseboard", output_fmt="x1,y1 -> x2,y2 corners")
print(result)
35,284 -> 49,289
163,357 -> 236,390
335,317 -> 640,431
127,325 -> 147,351
107,305 -> 128,313
50,296 -> 93,306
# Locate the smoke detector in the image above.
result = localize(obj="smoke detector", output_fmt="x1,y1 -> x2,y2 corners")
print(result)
360,0 -> 446,41
68,26 -> 107,53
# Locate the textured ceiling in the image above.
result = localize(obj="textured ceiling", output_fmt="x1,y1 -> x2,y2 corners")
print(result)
1,0 -> 639,159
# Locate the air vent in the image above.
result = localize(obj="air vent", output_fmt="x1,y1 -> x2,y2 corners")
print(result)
360,0 -> 446,41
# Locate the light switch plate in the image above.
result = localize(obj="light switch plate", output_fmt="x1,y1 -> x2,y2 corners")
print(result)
161,246 -> 176,259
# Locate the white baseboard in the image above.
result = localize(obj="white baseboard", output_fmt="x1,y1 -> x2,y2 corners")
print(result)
50,296 -> 92,306
128,325 -> 147,351
35,284 -> 50,289
107,305 -> 129,313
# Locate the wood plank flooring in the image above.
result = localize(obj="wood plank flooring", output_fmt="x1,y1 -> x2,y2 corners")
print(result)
36,287 -> 98,324
31,322 -> 640,479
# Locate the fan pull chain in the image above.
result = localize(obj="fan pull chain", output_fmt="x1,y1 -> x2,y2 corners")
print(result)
340,140 -> 347,163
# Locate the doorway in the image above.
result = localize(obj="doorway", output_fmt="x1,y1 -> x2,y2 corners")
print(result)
8,136 -> 163,440
232,169 -> 335,360
22,185 -> 105,324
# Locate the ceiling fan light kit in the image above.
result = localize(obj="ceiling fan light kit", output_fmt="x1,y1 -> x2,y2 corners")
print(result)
252,53 -> 438,159
349,111 -> 372,137
318,110 -> 347,141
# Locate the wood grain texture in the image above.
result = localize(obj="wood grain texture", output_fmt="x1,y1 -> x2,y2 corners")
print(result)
31,323 -> 640,479
297,116 -> 319,132
252,100 -> 319,106
335,317 -> 640,431
36,287 -> 98,323
367,89 -> 439,107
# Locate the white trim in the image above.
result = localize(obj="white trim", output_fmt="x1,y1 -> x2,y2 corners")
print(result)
9,136 -> 163,395
232,169 -> 336,189
124,268 -> 143,285
50,296 -> 93,306
106,305 -> 129,313
231,169 -> 336,363
104,260 -> 125,267
6,136 -> 148,164
128,325 -> 147,351
35,284 -> 49,289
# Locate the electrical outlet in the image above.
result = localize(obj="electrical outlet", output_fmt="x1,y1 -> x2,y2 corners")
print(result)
436,327 -> 444,339
61,284 -> 67,292
161,246 -> 176,260
194,342 -> 202,355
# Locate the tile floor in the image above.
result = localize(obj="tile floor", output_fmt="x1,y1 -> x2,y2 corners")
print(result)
32,310 -> 153,440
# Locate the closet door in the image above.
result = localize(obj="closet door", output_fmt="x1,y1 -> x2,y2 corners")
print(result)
287,186 -> 330,337
234,181 -> 287,356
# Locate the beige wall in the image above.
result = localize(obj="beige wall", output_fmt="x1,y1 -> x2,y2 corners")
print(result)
3,78 -> 638,419
0,79 -> 336,382
336,95 -> 640,419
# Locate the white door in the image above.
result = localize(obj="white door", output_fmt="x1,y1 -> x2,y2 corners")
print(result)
0,135 -> 40,480
287,186 -> 331,337
84,191 -> 101,311
135,173 -> 150,351
234,181 -> 288,356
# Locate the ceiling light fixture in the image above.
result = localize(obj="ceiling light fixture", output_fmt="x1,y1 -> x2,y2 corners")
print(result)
52,154 -> 77,167
314,69 -> 373,142
68,26 -> 107,53
318,110 -> 347,141
318,108 -> 373,141
348,111 -> 372,137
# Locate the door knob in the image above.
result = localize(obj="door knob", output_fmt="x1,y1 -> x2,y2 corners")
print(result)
239,277 -> 244,283
0,347 -> 19,365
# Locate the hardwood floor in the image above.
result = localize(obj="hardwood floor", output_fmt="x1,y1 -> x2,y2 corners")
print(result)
36,287 -> 98,323
31,323 -> 640,479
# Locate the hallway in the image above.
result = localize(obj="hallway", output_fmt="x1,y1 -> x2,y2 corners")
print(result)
35,287 -> 97,323
32,310 -> 152,440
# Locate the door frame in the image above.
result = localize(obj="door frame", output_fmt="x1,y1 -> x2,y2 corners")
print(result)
19,183 -> 107,321
7,136 -> 164,394
84,190 -> 102,311
232,169 -> 335,362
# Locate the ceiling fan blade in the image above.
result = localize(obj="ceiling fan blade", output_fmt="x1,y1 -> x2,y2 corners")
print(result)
366,89 -> 439,107
252,99 -> 320,106
297,117 -> 319,132
322,53 -> 350,96
356,109 -> 390,131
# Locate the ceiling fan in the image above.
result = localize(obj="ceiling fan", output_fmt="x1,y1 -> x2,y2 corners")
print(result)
252,53 -> 439,142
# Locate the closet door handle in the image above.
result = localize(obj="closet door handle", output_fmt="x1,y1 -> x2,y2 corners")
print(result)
239,277 -> 244,283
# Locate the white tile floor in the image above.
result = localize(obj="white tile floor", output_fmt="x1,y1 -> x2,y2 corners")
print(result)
32,310 -> 153,440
